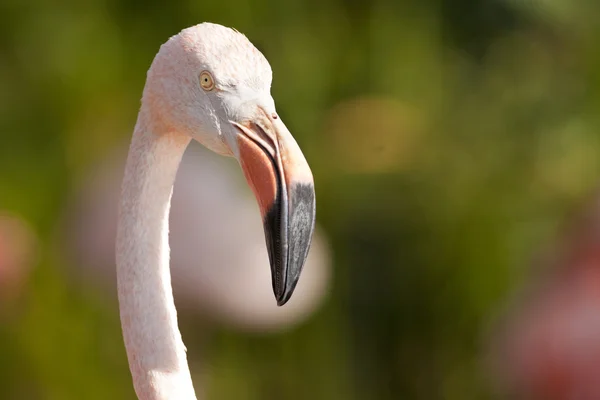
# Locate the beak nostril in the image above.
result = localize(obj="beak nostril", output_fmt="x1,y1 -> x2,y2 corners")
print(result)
271,113 -> 278,120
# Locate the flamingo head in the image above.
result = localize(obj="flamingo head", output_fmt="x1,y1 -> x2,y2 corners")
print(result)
142,22 -> 315,306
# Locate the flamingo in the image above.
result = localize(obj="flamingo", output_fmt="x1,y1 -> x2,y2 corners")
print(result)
0,213 -> 36,305
488,190 -> 600,399
116,23 -> 316,400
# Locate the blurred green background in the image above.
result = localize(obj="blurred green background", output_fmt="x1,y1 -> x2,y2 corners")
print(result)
2,0 -> 600,399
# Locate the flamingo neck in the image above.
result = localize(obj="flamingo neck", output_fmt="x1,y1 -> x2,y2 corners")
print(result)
116,110 -> 196,400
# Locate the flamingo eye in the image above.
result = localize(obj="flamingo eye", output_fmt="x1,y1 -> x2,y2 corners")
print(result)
199,71 -> 215,91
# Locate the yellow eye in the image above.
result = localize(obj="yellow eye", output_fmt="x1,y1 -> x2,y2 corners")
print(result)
199,71 -> 215,91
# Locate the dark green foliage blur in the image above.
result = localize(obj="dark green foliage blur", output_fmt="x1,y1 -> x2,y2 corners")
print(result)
1,0 -> 600,399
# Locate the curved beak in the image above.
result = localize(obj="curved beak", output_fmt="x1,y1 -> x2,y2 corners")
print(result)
231,110 -> 315,306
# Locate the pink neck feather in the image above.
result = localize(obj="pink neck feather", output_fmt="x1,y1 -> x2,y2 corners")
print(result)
116,109 -> 197,400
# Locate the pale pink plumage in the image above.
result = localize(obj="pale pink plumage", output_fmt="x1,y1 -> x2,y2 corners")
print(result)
116,23 -> 312,400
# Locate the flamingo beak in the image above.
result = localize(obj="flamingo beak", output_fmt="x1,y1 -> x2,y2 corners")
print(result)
231,111 -> 315,306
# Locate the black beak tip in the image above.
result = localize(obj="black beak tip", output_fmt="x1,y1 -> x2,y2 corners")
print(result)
275,283 -> 297,307
276,296 -> 289,307
264,182 -> 316,308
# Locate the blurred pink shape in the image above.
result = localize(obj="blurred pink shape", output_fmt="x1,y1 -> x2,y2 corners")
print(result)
490,191 -> 600,399
0,213 -> 36,303
63,142 -> 331,332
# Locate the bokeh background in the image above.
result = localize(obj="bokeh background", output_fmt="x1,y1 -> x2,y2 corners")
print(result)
2,0 -> 600,399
